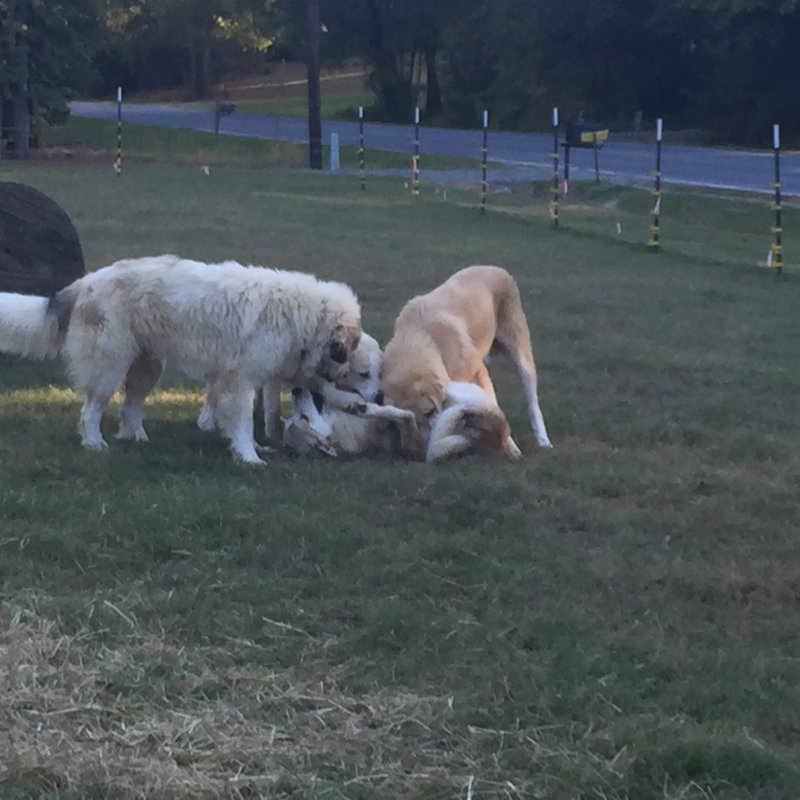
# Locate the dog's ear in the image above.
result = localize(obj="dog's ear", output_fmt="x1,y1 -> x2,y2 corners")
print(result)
328,324 -> 360,364
330,340 -> 348,363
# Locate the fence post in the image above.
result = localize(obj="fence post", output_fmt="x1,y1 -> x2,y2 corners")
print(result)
480,109 -> 489,214
358,106 -> 366,191
648,118 -> 663,250
771,124 -> 783,275
411,106 -> 421,197
551,107 -> 559,228
115,86 -> 123,176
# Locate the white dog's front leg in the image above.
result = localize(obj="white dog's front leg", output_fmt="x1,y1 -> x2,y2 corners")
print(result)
80,393 -> 112,451
197,395 -> 217,432
319,382 -> 367,413
262,379 -> 283,443
210,377 -> 264,464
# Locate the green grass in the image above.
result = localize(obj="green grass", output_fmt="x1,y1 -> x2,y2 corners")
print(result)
42,115 -> 480,171
1,145 -> 800,799
182,92 -> 374,120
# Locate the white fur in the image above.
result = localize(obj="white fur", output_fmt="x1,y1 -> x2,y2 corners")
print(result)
426,382 -> 516,462
0,255 -> 362,464
282,387 -> 420,457
0,294 -> 62,359
197,332 -> 383,442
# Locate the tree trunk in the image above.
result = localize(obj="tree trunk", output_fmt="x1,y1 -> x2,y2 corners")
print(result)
10,38 -> 30,161
306,0 -> 322,170
424,45 -> 443,116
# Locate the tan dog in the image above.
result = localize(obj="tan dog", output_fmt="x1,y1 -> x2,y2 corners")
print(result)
381,265 -> 551,457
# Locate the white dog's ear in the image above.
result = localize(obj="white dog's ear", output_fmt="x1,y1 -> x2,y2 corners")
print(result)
329,325 -> 360,364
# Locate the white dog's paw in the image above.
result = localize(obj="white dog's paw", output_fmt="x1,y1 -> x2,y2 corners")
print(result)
82,438 -> 110,452
116,426 -> 149,442
537,437 -> 554,449
255,443 -> 278,455
197,408 -> 217,432
505,436 -> 523,461
234,451 -> 266,466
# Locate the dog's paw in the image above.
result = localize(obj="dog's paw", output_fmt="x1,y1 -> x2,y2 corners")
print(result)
82,438 -> 110,452
348,402 -> 368,415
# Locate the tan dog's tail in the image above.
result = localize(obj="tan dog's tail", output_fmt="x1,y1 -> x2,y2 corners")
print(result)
0,283 -> 78,359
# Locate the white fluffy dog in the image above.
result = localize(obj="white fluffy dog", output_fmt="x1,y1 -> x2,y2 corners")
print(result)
0,255 -> 362,464
197,332 -> 384,443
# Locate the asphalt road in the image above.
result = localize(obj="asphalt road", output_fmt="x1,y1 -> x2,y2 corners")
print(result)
71,101 -> 800,196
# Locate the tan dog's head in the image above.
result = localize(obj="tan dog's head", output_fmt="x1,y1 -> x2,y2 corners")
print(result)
381,370 -> 446,432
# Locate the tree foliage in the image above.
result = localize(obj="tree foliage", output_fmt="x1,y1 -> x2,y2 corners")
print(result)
4,0 -> 800,149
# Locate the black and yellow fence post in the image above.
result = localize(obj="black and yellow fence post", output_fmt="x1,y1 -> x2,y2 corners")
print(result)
411,106 -> 421,197
551,107 -> 559,228
648,118 -> 663,249
115,86 -> 123,176
358,106 -> 366,191
480,110 -> 489,214
771,124 -> 783,275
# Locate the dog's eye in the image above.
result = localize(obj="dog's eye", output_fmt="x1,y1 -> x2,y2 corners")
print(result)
358,371 -> 370,379
424,409 -> 436,419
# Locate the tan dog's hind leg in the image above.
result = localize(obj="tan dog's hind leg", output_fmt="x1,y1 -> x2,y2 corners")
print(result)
494,303 -> 552,448
472,362 -> 523,458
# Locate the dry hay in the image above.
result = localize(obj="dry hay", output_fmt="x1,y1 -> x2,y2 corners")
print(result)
0,601 -> 630,799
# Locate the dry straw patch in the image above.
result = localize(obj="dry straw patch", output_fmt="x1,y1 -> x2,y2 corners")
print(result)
1,604 -> 629,799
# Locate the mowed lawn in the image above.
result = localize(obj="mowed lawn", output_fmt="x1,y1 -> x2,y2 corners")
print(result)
1,154 -> 800,800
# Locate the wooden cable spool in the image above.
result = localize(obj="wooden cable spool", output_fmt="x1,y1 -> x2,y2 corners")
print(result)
0,181 -> 85,295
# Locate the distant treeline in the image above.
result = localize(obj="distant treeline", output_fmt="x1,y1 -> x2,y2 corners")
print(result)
2,0 -> 799,148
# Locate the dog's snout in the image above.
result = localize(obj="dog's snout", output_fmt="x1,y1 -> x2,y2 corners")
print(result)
374,390 -> 385,406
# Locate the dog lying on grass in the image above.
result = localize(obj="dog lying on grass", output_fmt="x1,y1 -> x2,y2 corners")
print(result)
283,380 -> 512,463
381,265 -> 552,458
0,255 -> 362,464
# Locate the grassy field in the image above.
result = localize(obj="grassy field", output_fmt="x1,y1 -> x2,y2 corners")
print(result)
1,139 -> 800,800
42,115 -> 479,172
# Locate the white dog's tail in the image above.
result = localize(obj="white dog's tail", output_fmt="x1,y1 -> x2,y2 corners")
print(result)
0,285 -> 78,359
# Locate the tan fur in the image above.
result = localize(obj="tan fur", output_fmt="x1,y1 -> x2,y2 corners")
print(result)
382,265 -> 552,455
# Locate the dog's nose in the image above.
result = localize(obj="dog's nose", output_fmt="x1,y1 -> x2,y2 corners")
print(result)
374,390 -> 385,406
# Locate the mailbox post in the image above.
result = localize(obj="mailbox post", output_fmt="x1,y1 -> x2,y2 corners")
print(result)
563,119 -> 609,183
214,102 -> 237,135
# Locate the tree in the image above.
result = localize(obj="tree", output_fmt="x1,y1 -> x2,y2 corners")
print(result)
0,0 -> 101,158
306,0 -> 322,169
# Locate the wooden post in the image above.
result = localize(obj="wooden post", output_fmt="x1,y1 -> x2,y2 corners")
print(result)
648,118 -> 663,250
